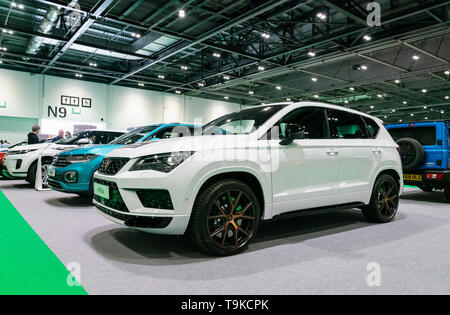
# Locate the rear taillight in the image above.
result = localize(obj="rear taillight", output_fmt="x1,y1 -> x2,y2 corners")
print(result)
396,147 -> 401,155
425,173 -> 445,180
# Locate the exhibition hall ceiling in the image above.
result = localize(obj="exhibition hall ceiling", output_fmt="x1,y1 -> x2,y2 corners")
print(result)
0,0 -> 449,122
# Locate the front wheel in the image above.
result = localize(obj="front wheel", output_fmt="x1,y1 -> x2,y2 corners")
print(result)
190,180 -> 261,256
362,174 -> 400,223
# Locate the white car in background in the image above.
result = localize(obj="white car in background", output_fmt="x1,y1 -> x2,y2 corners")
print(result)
93,102 -> 403,256
3,130 -> 124,186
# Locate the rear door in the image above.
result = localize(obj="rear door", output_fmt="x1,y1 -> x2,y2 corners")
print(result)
327,109 -> 379,204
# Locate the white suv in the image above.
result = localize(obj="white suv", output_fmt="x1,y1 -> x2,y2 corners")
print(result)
4,130 -> 124,186
93,102 -> 403,255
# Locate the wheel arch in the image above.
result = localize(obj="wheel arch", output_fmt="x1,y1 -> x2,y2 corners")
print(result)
191,170 -> 268,220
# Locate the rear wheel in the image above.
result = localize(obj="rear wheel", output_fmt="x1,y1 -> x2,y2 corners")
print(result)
445,185 -> 450,203
190,180 -> 261,256
363,174 -> 399,223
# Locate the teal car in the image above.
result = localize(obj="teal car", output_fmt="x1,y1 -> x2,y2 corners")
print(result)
48,124 -> 197,196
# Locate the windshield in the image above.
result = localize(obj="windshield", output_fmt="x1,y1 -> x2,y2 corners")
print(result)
200,105 -> 287,135
57,131 -> 90,145
110,125 -> 159,145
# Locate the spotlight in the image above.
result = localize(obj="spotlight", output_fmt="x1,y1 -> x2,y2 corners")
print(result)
370,106 -> 375,109
198,82 -> 205,87
0,60 -> 2,64
410,113 -> 414,116
75,73 -> 83,78
349,87 -> 355,91
311,77 -> 318,82
363,35 -> 372,41
158,75 -> 165,79
175,90 -> 181,94
316,13 -> 326,20
441,110 -> 445,114
308,51 -> 316,57
286,98 -> 291,102
445,71 -> 450,75
181,66 -> 188,70
445,96 -> 449,100
361,65 -> 368,70
224,96 -> 229,100
422,89 -> 427,93
425,117 -> 428,120
392,109 -> 396,112
412,55 -> 420,61
138,83 -> 144,87
213,53 -> 221,58
314,94 -> 319,98
377,94 -> 383,98
223,75 -> 230,80
394,79 -> 401,84
399,119 -> 403,122
89,62 -> 97,67
248,90 -> 254,95
179,10 -> 186,18
18,3 -> 24,9
258,66 -> 265,71
344,100 -> 349,104
403,101 -> 407,105
276,86 -> 282,90
423,106 -> 427,109
261,33 -> 270,39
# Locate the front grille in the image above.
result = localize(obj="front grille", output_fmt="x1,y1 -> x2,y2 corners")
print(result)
53,155 -> 71,167
93,178 -> 128,212
98,158 -> 130,175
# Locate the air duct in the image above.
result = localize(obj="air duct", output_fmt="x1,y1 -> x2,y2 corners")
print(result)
24,6 -> 60,57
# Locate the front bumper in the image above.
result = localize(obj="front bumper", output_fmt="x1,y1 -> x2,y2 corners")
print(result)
3,154 -> 37,178
47,157 -> 102,193
403,170 -> 450,187
92,170 -> 192,235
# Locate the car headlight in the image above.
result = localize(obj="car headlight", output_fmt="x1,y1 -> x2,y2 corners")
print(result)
8,149 -> 37,155
130,151 -> 195,173
65,154 -> 99,163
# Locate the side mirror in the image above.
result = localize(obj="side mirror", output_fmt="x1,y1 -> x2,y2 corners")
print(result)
77,138 -> 90,145
280,124 -> 305,145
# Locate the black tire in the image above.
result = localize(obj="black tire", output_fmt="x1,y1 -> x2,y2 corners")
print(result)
190,179 -> 261,256
445,185 -> 450,203
362,174 -> 400,223
419,184 -> 434,192
28,159 -> 52,187
396,138 -> 425,171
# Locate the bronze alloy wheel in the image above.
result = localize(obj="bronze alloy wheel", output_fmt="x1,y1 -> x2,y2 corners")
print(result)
207,190 -> 256,250
362,174 -> 400,223
190,179 -> 261,256
376,179 -> 399,219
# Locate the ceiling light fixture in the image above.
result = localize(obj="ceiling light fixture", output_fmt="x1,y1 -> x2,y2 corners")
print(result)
403,101 -> 407,105
75,73 -> 83,78
223,75 -> 230,80
363,35 -> 372,41
445,96 -> 449,100
412,55 -> 420,61
258,66 -> 265,71
422,89 -> 427,93
314,94 -> 319,98
248,90 -> 254,95
276,86 -> 282,90
349,87 -> 355,91
213,53 -> 221,58
175,90 -> 181,94
181,65 -> 188,70
138,83 -> 144,87
158,75 -> 165,79
308,51 -> 316,57
316,13 -> 326,20
311,77 -> 318,82
179,9 -> 186,18
224,96 -> 229,100
361,65 -> 368,70
394,79 -> 401,84
198,82 -> 205,87
261,33 -> 270,39
445,71 -> 450,75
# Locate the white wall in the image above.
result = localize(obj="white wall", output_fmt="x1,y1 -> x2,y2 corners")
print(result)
0,68 -> 242,143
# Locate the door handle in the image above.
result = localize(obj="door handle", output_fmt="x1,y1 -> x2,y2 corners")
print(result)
326,150 -> 339,156
372,149 -> 382,154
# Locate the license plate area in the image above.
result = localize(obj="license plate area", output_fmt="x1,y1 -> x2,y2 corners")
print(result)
94,182 -> 110,199
403,174 -> 422,181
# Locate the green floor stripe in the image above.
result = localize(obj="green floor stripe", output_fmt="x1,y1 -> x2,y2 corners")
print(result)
0,191 -> 87,295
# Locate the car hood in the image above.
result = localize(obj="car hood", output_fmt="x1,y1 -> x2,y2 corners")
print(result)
61,144 -> 123,156
106,134 -> 256,159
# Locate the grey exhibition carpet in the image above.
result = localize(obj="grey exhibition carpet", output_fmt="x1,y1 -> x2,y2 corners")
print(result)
1,179 -> 449,295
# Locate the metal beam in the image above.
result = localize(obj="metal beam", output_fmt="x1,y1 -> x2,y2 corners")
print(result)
320,0 -> 367,25
110,0 -> 292,84
400,40 -> 450,65
41,0 -> 116,74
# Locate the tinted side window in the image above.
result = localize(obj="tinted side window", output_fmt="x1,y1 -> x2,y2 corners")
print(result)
279,107 -> 328,139
388,127 -> 436,145
108,132 -> 123,143
327,109 -> 370,139
94,132 -> 109,144
151,126 -> 194,140
362,117 -> 380,139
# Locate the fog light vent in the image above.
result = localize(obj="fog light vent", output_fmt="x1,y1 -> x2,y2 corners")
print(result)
136,190 -> 174,210
64,171 -> 78,183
